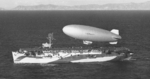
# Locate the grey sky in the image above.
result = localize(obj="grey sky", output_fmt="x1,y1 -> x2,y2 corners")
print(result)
0,0 -> 150,9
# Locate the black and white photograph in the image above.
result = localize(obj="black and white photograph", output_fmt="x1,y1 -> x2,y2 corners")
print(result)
0,0 -> 150,79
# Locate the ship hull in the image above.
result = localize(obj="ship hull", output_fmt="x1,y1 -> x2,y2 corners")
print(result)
12,51 -> 132,64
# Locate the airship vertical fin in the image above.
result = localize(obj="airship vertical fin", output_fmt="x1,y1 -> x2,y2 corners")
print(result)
110,29 -> 119,35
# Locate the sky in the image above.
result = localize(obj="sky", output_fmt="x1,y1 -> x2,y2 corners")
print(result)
0,0 -> 150,9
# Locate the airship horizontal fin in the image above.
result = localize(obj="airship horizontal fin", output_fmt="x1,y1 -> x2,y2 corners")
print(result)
111,29 -> 119,35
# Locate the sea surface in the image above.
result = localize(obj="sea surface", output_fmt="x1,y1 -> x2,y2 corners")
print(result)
0,10 -> 150,79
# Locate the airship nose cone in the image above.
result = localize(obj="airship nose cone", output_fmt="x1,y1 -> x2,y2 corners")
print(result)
62,26 -> 67,33
62,25 -> 72,34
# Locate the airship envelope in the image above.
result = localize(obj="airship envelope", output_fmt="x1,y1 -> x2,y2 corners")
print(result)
62,24 -> 121,44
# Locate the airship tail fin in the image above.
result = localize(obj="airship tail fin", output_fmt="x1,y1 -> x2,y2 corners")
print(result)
110,29 -> 119,35
110,29 -> 119,44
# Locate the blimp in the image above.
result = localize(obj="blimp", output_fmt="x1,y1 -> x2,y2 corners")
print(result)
62,24 -> 121,45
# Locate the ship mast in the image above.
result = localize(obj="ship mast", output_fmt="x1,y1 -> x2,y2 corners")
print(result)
47,33 -> 55,45
42,33 -> 55,48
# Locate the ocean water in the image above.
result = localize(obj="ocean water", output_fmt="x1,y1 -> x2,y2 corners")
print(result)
0,10 -> 150,79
